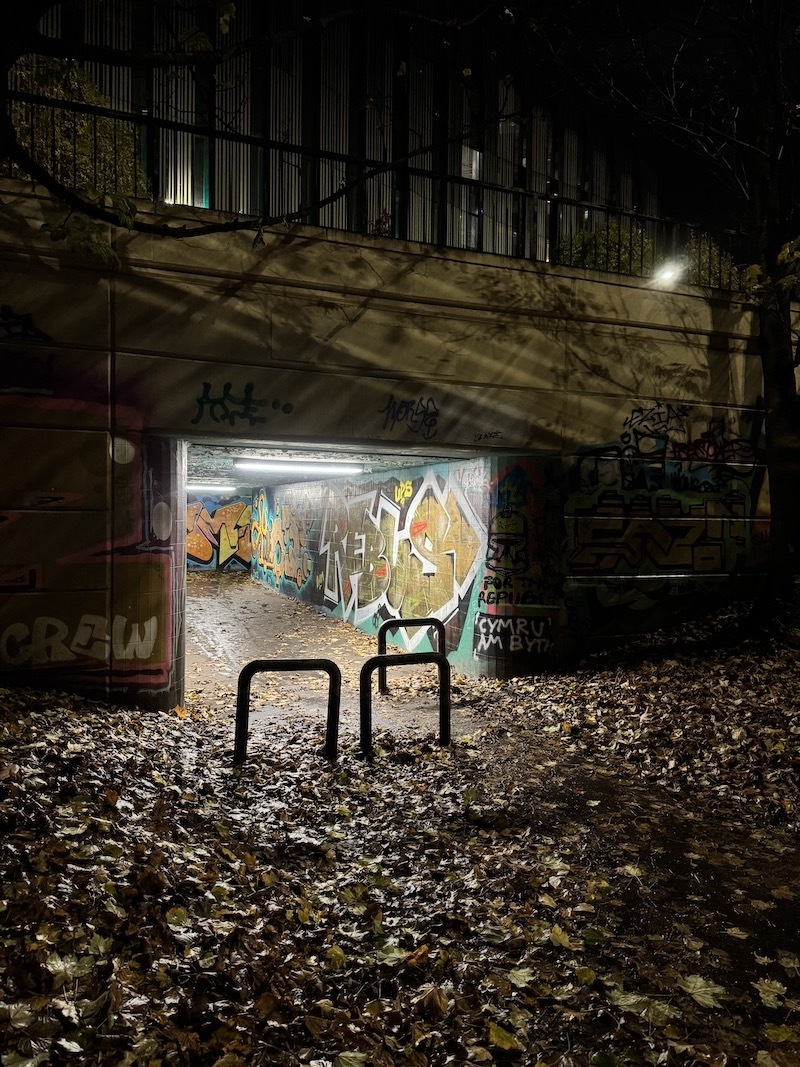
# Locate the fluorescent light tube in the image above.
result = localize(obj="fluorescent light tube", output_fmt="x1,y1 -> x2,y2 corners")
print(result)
234,461 -> 363,475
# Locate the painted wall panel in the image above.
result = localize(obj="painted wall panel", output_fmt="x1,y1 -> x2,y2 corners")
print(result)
0,344 -> 184,707
472,456 -> 567,674
250,459 -> 490,674
0,427 -> 110,509
559,391 -> 764,458
570,277 -> 754,336
565,332 -> 761,409
116,226 -> 579,318
0,348 -> 110,429
116,224 -> 756,338
0,511 -> 111,592
114,351 -> 567,453
0,264 -> 110,355
565,332 -> 728,403
113,272 -> 272,362
0,585 -> 164,682
267,293 -> 570,392
562,398 -> 769,645
187,493 -> 253,571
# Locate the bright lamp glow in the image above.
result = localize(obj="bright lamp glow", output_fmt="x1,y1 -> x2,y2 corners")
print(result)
234,461 -> 363,475
652,261 -> 683,286
187,484 -> 237,493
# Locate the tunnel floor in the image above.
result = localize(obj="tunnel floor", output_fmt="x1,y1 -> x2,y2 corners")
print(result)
184,569 -> 483,746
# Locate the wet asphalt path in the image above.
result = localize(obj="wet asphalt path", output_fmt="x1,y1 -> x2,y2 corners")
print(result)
184,570 -> 483,749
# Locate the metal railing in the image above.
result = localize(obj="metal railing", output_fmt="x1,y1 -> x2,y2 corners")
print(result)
376,617 -> 446,694
359,652 -> 451,757
3,94 -> 748,289
234,658 -> 341,765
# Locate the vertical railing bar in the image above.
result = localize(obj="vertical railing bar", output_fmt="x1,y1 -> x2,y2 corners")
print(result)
376,617 -> 446,694
360,652 -> 450,756
233,658 -> 342,766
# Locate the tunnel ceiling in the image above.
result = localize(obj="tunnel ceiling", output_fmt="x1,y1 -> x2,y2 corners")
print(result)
186,441 -> 478,487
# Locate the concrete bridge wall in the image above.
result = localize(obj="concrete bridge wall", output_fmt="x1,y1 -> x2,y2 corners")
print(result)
0,182 -> 765,707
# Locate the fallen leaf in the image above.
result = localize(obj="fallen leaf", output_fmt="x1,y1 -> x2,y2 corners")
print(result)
677,974 -> 727,1008
487,1022 -> 520,1050
753,979 -> 787,1008
762,1024 -> 800,1043
550,924 -> 579,949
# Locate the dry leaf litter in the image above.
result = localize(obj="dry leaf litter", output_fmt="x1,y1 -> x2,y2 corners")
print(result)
1,597 -> 800,1067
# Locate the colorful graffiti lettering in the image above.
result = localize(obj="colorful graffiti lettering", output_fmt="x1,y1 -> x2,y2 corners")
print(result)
576,410 -> 762,495
671,431 -> 755,468
394,479 -> 413,504
187,496 -> 252,570
251,493 -> 314,588
251,466 -> 487,657
568,407 -> 765,579
317,473 -> 483,630
569,489 -> 750,574
378,394 -> 439,439
191,381 -> 293,427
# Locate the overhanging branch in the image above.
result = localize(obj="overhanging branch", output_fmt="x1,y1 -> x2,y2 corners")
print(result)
1,89 -> 523,242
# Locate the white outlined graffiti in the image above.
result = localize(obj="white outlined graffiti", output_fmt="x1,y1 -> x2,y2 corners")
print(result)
253,468 -> 487,643
319,472 -> 485,637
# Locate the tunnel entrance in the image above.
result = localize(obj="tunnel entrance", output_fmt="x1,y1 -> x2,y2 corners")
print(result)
183,437 -> 498,697
182,568 -> 483,746
184,439 -> 478,573
183,438 -> 497,741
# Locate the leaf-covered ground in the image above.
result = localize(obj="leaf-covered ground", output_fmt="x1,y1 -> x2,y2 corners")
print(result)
2,612 -> 800,1067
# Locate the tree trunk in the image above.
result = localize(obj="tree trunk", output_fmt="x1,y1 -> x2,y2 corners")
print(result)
751,278 -> 800,624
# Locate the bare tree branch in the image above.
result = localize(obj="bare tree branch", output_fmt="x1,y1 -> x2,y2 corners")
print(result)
0,87 -> 521,243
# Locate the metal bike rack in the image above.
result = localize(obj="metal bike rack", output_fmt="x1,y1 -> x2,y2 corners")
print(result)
359,651 -> 451,756
233,658 -> 342,765
376,617 -> 446,694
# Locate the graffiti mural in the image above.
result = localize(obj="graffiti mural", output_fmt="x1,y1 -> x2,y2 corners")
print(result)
0,344 -> 181,704
573,403 -> 763,496
251,463 -> 488,668
569,489 -> 751,575
187,494 -> 252,571
567,403 -> 766,575
251,491 -> 315,587
565,402 -> 769,635
473,458 -> 564,668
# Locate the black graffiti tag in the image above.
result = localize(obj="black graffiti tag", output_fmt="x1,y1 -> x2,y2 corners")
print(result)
0,305 -> 52,341
378,394 -> 439,440
191,382 -> 293,427
623,402 -> 690,437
